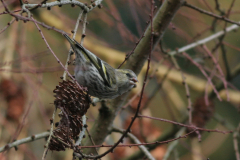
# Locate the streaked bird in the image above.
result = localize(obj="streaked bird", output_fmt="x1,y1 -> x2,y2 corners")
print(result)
63,34 -> 138,99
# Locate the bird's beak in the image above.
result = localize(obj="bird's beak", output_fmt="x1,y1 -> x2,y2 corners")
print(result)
130,78 -> 138,83
130,78 -> 138,88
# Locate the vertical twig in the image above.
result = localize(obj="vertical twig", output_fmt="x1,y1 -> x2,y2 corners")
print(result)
63,10 -> 84,80
233,123 -> 240,160
211,0 -> 235,87
204,66 -> 216,106
42,106 -> 57,160
86,128 -> 99,156
75,115 -> 87,145
80,13 -> 87,44
202,45 -> 229,101
170,55 -> 192,124
73,115 -> 88,159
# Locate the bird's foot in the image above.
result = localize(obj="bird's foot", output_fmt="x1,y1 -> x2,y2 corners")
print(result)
91,97 -> 103,106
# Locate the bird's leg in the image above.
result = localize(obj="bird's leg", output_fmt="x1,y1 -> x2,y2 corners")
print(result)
91,97 -> 103,106
86,93 -> 100,106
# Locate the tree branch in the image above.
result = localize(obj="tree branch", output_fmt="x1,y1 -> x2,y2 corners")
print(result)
0,132 -> 49,152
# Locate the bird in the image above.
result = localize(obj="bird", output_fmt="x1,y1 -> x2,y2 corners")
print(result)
63,33 -> 138,99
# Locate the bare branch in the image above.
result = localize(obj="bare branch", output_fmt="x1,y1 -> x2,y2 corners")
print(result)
42,106 -> 57,160
0,132 -> 50,153
63,10 -> 84,80
184,2 -> 240,26
168,22 -> 240,56
112,127 -> 155,160
138,115 -> 232,134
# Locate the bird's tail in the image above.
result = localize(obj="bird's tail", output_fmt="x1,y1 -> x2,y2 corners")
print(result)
63,33 -> 88,65
63,33 -> 86,51
63,33 -> 112,87
63,33 -> 76,46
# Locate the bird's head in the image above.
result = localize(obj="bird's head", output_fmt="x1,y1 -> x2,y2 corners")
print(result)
116,69 -> 138,89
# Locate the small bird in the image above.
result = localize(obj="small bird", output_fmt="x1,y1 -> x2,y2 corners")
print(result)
63,34 -> 138,99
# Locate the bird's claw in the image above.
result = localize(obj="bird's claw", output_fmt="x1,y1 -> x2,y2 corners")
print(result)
91,97 -> 102,106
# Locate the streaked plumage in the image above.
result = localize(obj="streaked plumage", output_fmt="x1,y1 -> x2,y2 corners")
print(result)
63,34 -> 138,99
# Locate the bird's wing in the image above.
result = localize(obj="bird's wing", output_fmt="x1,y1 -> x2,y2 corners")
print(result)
103,62 -> 117,85
63,34 -> 113,87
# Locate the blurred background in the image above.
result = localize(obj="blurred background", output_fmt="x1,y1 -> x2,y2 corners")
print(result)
0,0 -> 240,159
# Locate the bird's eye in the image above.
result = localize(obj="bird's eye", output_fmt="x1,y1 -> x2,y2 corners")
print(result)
126,73 -> 131,77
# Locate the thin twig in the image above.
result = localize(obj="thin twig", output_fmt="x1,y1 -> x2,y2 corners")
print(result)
75,115 -> 87,146
162,128 -> 185,160
121,56 -> 168,110
117,16 -> 150,69
42,106 -> 57,160
184,2 -> 240,26
211,0 -> 235,83
79,129 -> 197,149
233,123 -> 240,160
204,66 -> 216,106
80,13 -> 87,44
0,2 -> 67,35
21,0 -> 103,15
112,127 -> 155,160
214,0 -> 224,15
182,52 -> 222,101
202,45 -> 229,101
73,116 -> 91,159
0,132 -> 50,152
0,9 -> 21,15
170,55 -> 192,124
26,0 -> 49,12
0,18 -> 15,35
138,115 -> 232,134
201,0 -> 213,12
168,22 -> 240,56
86,128 -> 99,156
63,10 -> 84,80
11,101 -> 35,147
